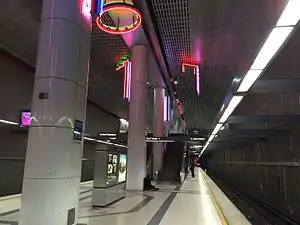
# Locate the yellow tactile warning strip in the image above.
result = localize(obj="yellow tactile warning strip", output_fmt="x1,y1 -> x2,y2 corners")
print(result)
202,173 -> 229,225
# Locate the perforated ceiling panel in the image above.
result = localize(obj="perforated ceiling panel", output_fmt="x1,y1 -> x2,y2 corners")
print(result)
151,0 -> 191,71
150,0 -> 214,130
91,15 -> 129,66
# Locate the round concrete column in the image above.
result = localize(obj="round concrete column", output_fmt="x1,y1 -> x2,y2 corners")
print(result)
19,1 -> 91,225
152,87 -> 165,178
126,45 -> 148,191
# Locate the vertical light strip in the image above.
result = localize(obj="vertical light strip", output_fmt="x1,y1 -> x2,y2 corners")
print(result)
196,66 -> 200,94
181,64 -> 185,73
126,61 -> 130,99
82,0 -> 92,18
164,96 -> 168,121
127,61 -> 132,101
168,97 -> 171,121
97,0 -> 104,14
123,61 -> 128,99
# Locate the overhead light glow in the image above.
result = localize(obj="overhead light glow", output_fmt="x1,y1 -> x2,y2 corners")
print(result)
251,27 -> 293,70
219,96 -> 243,123
237,69 -> 263,92
99,133 -> 116,137
190,137 -> 205,141
191,145 -> 203,149
84,136 -> 127,148
212,123 -> 223,135
0,119 -> 19,126
119,118 -> 128,124
277,0 -> 300,26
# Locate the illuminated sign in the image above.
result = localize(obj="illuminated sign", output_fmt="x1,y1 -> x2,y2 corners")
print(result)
118,154 -> 127,183
107,153 -> 118,183
99,133 -> 116,136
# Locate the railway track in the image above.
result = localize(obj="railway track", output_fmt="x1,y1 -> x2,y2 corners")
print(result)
209,174 -> 300,225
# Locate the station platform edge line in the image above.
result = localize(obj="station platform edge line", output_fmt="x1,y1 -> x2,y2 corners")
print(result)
202,171 -> 229,225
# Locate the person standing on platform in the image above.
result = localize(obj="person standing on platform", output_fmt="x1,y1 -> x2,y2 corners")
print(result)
190,157 -> 195,178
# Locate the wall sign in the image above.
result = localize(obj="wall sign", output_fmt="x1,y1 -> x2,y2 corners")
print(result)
73,119 -> 84,141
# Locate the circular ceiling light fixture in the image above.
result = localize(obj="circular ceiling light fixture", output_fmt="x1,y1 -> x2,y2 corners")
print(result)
95,1 -> 142,35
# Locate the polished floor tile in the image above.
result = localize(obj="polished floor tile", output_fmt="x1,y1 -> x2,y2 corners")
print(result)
159,171 -> 222,225
0,170 -> 230,225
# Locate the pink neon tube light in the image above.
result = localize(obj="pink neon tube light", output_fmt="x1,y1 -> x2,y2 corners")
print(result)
123,61 -> 127,99
127,61 -> 132,101
181,63 -> 200,95
118,60 -> 132,101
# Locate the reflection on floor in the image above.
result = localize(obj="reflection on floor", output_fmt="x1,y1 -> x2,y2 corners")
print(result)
0,169 -> 223,225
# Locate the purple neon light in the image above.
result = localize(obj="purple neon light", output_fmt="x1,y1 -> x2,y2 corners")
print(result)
82,0 -> 92,18
164,96 -> 168,121
196,66 -> 200,94
127,61 -> 132,101
21,111 -> 31,126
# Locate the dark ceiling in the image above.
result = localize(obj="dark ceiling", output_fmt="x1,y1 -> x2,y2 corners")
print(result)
147,0 -> 289,131
1,0 -> 296,135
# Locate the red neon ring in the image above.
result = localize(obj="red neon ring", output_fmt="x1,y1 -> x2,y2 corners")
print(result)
96,3 -> 142,35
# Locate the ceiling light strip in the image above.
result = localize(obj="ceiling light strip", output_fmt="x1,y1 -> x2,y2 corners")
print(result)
277,0 -> 300,26
212,123 -> 223,135
238,0 -> 300,93
237,69 -> 262,92
250,27 -> 293,70
219,96 -> 244,123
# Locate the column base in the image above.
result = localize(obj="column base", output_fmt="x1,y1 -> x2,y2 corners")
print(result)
19,177 -> 80,225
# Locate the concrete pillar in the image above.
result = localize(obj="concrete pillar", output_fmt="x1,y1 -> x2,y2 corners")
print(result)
126,45 -> 148,191
152,87 -> 165,178
19,0 -> 91,225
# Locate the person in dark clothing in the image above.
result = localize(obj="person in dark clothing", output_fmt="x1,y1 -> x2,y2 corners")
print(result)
190,158 -> 195,178
143,175 -> 159,191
